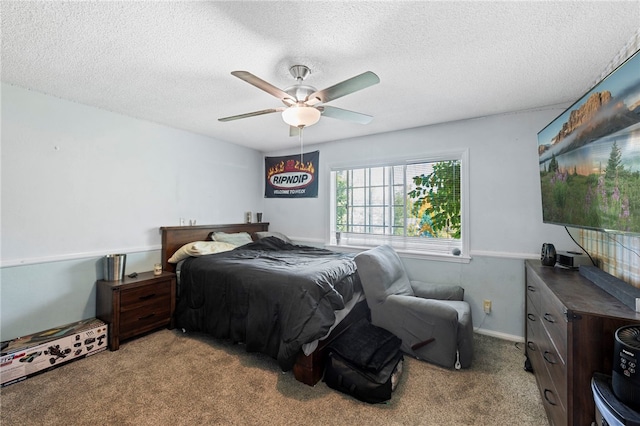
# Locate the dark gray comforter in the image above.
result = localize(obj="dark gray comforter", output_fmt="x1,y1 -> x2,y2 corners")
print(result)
175,237 -> 359,371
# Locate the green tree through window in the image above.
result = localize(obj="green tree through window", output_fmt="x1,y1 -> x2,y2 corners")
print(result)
331,153 -> 465,257
409,161 -> 461,239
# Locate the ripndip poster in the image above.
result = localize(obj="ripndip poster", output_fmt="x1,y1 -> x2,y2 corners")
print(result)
265,150 -> 319,198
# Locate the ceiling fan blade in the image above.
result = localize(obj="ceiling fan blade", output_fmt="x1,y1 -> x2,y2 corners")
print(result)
318,106 -> 373,124
218,107 -> 284,122
231,71 -> 295,105
305,71 -> 380,106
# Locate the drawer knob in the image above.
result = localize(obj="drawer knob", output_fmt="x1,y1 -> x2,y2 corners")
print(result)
527,285 -> 536,292
527,313 -> 536,322
543,313 -> 555,323
527,341 -> 536,351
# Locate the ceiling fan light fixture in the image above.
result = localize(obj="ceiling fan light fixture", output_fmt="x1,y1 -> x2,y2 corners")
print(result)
282,106 -> 321,128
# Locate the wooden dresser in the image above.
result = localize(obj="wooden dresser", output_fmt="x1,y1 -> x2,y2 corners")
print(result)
97,271 -> 176,350
525,260 -> 640,425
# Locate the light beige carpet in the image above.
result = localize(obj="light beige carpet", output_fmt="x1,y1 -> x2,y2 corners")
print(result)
1,329 -> 547,425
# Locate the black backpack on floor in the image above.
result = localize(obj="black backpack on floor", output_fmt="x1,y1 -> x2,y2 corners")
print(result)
324,318 -> 403,404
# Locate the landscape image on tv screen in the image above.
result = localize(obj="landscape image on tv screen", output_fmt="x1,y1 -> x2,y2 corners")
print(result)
537,50 -> 640,234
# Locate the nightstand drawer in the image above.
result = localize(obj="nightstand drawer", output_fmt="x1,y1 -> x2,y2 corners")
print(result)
120,280 -> 172,310
120,296 -> 171,329
96,271 -> 176,350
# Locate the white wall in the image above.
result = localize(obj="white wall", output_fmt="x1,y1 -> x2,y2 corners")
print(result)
1,84 -> 265,340
263,108 -> 581,340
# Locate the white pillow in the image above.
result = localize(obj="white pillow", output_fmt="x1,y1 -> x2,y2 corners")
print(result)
255,231 -> 292,244
168,241 -> 237,263
211,232 -> 253,246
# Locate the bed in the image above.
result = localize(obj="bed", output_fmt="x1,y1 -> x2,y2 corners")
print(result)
160,222 -> 368,386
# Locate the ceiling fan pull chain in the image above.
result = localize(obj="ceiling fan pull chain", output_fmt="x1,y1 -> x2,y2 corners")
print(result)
299,127 -> 304,164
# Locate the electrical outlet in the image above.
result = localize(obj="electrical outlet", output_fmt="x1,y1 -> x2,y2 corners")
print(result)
483,299 -> 492,314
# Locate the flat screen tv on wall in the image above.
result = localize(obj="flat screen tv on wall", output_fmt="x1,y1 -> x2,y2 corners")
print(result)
537,49 -> 640,235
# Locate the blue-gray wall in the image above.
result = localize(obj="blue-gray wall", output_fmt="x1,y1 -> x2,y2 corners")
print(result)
1,83 -> 265,340
2,83 -> 579,342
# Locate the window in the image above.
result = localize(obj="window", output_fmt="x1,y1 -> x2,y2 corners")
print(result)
330,150 -> 469,260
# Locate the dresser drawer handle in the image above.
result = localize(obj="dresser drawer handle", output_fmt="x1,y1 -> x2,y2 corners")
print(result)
543,313 -> 555,323
138,313 -> 156,321
543,388 -> 558,406
527,285 -> 536,292
527,313 -> 536,322
139,293 -> 156,301
527,341 -> 536,351
543,350 -> 557,365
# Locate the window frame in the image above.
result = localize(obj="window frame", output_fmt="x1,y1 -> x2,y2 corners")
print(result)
328,149 -> 470,263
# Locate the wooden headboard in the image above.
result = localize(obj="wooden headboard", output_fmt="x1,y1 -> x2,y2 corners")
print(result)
160,222 -> 269,273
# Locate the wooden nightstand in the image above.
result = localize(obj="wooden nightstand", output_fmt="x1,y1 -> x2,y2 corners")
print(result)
96,271 -> 176,350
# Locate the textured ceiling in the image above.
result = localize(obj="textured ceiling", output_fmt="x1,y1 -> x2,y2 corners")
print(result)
2,1 -> 639,152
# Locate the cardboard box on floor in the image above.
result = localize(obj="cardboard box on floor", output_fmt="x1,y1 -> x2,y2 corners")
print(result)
1,318 -> 108,387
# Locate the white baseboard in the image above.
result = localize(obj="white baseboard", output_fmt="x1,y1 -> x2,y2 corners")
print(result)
474,327 -> 524,343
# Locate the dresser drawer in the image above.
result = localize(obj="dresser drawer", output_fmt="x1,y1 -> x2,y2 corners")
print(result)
526,305 -> 541,343
527,338 -> 566,425
526,338 -> 543,380
537,361 -> 567,426
526,269 -> 542,313
538,330 -> 567,405
538,284 -> 567,363
527,313 -> 567,412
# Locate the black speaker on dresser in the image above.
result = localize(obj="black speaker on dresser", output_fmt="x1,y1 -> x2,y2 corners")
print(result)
540,243 -> 556,266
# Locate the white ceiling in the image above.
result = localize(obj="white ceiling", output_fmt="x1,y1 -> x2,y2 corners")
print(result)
2,1 -> 639,152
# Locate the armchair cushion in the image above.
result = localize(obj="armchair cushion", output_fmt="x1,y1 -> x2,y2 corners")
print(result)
354,245 -> 414,304
410,281 -> 464,301
375,295 -> 460,365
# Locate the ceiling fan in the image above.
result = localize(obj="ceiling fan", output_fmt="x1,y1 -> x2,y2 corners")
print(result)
218,65 -> 380,136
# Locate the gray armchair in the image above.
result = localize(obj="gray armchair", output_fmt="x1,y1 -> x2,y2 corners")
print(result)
354,245 -> 473,369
